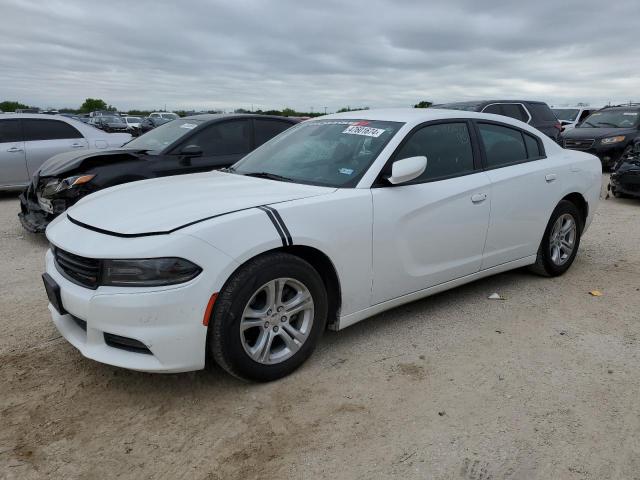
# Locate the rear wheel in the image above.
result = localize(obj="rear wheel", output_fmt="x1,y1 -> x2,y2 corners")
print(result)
208,252 -> 328,382
530,200 -> 582,277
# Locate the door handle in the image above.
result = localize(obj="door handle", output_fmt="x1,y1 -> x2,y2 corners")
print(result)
471,193 -> 487,204
545,173 -> 557,183
70,143 -> 85,148
6,147 -> 23,153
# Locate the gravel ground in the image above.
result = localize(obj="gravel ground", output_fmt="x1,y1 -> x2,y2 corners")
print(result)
1,176 -> 639,480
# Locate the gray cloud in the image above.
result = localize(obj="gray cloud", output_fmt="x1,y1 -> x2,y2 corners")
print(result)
1,0 -> 639,111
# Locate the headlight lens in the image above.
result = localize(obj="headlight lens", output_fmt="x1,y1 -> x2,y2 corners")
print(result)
55,174 -> 95,193
102,257 -> 202,287
601,136 -> 626,145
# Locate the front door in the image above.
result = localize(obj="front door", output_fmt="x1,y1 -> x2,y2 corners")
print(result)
372,121 -> 491,304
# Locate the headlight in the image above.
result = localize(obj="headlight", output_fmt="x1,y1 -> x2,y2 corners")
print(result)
102,258 -> 202,287
55,174 -> 95,193
601,136 -> 626,145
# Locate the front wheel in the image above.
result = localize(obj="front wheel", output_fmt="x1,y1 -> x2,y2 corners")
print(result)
208,252 -> 328,382
530,200 -> 583,277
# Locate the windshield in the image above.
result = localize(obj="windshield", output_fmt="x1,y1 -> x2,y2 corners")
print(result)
552,109 -> 579,121
232,119 -> 404,187
124,118 -> 204,152
161,113 -> 178,120
580,109 -> 640,128
126,116 -> 141,122
104,116 -> 124,123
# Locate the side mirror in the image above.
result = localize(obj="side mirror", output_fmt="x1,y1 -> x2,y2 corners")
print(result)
179,144 -> 203,157
387,156 -> 427,185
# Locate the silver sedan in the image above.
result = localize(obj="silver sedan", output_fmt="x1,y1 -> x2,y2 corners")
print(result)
0,113 -> 131,190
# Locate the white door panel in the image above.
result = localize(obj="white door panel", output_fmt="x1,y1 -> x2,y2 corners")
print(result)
0,141 -> 28,186
372,172 -> 491,304
482,159 -> 563,269
25,138 -> 89,176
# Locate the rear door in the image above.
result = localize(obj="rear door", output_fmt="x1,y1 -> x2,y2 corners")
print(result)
23,119 -> 88,175
0,118 -> 27,187
371,120 -> 491,303
475,121 -> 563,269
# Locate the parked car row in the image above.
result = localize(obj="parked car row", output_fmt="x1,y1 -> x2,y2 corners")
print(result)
19,114 -> 299,232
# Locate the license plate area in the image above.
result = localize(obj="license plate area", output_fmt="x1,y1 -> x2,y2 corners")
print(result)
42,273 -> 66,315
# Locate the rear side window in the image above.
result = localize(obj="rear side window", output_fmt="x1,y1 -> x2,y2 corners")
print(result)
527,103 -> 557,122
23,119 -> 82,141
185,119 -> 251,156
395,122 -> 475,182
478,123 -> 528,168
523,133 -> 542,158
0,120 -> 23,143
254,119 -> 293,147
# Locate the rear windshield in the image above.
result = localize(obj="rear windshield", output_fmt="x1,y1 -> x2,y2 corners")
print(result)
579,109 -> 640,128
552,109 -> 579,121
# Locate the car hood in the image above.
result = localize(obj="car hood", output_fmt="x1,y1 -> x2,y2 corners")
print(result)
66,171 -> 336,236
37,149 -> 142,176
562,127 -> 637,140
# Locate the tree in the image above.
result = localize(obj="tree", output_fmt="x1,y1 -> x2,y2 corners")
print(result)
413,100 -> 433,108
0,100 -> 31,112
79,98 -> 116,113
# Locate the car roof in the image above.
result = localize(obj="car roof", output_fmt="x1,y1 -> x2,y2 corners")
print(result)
599,105 -> 640,111
181,113 -> 299,122
438,100 -> 548,107
318,107 -> 504,124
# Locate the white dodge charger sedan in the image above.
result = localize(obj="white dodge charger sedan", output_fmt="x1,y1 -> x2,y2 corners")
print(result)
42,109 -> 601,381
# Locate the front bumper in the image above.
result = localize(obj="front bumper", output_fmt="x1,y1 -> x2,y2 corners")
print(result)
18,191 -> 56,233
45,249 -> 210,372
610,173 -> 640,198
564,142 -> 625,168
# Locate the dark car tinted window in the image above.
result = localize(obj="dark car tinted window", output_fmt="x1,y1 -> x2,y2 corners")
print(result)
0,120 -> 23,143
501,104 -> 528,122
24,119 -> 82,141
395,122 -> 475,182
185,119 -> 251,156
527,103 -> 556,122
483,104 -> 502,115
254,119 -> 293,147
478,123 -> 528,168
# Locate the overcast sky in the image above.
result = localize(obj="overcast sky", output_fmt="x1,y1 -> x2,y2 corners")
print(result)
1,0 -> 639,112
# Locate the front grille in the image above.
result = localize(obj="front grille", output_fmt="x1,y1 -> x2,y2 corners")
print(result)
54,248 -> 101,289
564,138 -> 595,150
104,333 -> 152,354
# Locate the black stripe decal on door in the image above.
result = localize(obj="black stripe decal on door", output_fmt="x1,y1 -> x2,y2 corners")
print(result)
257,205 -> 293,246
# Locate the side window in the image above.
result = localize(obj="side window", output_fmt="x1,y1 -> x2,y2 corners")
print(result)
23,120 -> 82,141
0,120 -> 23,143
183,120 -> 251,156
483,104 -> 502,115
501,104 -> 528,122
254,119 -> 293,147
394,122 -> 475,182
478,123 -> 528,168
523,133 -> 542,158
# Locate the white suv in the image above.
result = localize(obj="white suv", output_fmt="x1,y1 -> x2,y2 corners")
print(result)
552,106 -> 601,131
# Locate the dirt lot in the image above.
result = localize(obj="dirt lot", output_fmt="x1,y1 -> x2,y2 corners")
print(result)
1,177 -> 639,480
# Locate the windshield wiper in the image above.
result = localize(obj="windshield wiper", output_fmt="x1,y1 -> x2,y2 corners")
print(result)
596,122 -> 620,128
582,121 -> 596,127
243,172 -> 294,182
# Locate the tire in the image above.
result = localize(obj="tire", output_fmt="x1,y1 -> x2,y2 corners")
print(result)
529,200 -> 583,277
208,252 -> 328,382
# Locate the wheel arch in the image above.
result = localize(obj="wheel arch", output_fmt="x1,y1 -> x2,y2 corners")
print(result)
560,192 -> 588,228
214,244 -> 342,330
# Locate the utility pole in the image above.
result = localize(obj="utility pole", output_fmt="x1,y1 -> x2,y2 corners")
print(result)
323,106 -> 327,115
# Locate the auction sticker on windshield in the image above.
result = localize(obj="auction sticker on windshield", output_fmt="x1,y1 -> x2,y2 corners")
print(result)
180,123 -> 198,129
342,125 -> 385,137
